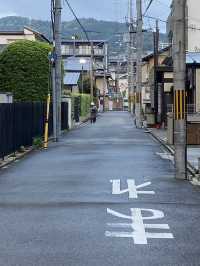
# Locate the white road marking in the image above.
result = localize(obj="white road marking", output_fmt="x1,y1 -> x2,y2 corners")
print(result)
156,152 -> 174,163
110,179 -> 155,199
105,208 -> 174,245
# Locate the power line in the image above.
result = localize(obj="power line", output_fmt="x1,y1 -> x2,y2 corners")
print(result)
144,15 -> 167,23
143,0 -> 155,16
63,0 -> 90,42
51,0 -> 55,40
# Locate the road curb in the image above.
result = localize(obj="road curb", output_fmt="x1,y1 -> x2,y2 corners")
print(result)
147,129 -> 197,178
0,147 -> 35,170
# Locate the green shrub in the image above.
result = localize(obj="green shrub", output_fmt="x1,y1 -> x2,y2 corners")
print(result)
80,94 -> 91,117
0,40 -> 52,101
33,137 -> 43,149
78,75 -> 98,97
71,93 -> 91,117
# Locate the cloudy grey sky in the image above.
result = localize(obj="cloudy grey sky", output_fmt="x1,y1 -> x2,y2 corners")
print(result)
0,0 -> 171,30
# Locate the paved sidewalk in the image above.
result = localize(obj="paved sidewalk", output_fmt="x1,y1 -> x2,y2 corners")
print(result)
149,128 -> 200,172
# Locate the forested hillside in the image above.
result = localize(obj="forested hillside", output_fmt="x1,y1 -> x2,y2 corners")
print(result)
0,16 -> 168,55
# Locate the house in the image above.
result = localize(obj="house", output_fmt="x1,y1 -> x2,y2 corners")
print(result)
142,46 -> 171,121
61,39 -> 108,69
62,40 -> 109,96
0,26 -> 50,51
118,74 -> 128,98
63,72 -> 80,94
108,57 -> 129,95
140,1 -> 200,125
167,0 -> 200,52
142,47 -> 200,124
64,57 -> 91,73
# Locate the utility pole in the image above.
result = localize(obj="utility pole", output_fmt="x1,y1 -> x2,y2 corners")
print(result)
128,0 -> 135,113
52,63 -> 57,141
54,0 -> 62,139
173,0 -> 187,179
103,47 -> 107,111
116,57 -> 120,94
153,20 -> 159,124
90,42 -> 94,102
81,65 -> 84,94
103,43 -> 108,111
135,0 -> 143,128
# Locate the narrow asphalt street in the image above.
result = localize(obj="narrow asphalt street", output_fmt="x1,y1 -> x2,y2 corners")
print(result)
0,112 -> 200,266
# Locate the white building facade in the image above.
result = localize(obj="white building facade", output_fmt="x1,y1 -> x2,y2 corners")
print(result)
187,0 -> 200,52
167,0 -> 200,52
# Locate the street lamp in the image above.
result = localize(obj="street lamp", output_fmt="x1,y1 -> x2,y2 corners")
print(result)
80,58 -> 87,94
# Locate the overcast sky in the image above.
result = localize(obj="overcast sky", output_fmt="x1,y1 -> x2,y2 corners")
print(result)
0,0 -> 171,31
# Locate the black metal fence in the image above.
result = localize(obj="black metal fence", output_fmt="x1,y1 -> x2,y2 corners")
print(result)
0,102 -> 68,159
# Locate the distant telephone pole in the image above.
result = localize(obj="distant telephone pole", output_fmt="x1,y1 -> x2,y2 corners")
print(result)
173,0 -> 187,179
135,0 -> 143,128
54,0 -> 62,139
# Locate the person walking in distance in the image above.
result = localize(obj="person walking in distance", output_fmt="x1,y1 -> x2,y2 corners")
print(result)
90,102 -> 97,124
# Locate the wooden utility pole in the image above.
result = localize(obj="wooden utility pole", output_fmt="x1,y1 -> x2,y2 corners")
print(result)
135,0 -> 143,128
54,0 -> 62,139
173,0 -> 187,179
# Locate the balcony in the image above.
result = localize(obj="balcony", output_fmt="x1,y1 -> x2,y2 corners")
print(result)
61,45 -> 104,57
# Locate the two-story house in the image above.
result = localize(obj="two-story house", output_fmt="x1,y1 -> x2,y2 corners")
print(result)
142,46 -> 171,124
62,40 -> 109,96
0,26 -> 50,52
166,0 -> 200,116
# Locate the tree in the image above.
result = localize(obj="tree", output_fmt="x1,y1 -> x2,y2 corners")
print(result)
78,74 -> 98,96
0,40 -> 51,101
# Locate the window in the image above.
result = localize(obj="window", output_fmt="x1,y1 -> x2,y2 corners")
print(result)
62,45 -> 74,55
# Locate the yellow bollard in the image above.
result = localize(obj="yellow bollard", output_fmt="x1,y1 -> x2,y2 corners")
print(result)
44,93 -> 51,149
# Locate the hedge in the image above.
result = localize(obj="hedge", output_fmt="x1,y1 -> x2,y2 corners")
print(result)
0,40 -> 52,101
71,93 -> 91,117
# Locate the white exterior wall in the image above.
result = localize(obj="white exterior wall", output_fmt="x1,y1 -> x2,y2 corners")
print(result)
187,0 -> 200,52
168,1 -> 200,52
0,29 -> 35,45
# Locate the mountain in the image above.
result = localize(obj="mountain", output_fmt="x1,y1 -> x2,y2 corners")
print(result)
0,16 -> 168,56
